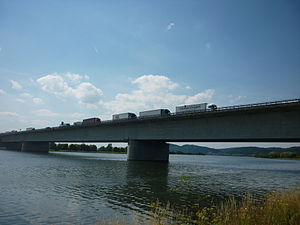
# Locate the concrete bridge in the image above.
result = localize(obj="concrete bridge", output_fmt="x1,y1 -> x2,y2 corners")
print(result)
1,99 -> 300,161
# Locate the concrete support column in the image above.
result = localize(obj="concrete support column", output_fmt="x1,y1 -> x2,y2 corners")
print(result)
21,142 -> 49,153
127,140 -> 169,162
0,142 -> 22,151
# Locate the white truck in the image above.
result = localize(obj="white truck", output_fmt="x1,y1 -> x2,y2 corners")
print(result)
176,103 -> 208,114
139,109 -> 170,118
112,113 -> 137,120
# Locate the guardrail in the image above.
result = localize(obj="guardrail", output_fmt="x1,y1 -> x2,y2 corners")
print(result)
216,98 -> 300,112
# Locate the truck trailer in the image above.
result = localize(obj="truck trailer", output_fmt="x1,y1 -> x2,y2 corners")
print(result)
112,113 -> 137,120
82,117 -> 101,125
176,103 -> 208,114
139,109 -> 170,118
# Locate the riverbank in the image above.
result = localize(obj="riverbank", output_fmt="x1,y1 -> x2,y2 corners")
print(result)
108,187 -> 300,225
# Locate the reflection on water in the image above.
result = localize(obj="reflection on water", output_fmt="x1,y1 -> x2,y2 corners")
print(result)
0,150 -> 300,225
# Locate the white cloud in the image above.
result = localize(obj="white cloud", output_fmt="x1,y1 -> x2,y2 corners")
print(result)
133,75 -> 178,92
36,73 -> 214,113
167,23 -> 175,30
10,80 -> 22,90
33,97 -> 44,105
103,75 -> 214,114
185,89 -> 215,104
0,89 -> 6,94
16,98 -> 26,103
37,74 -> 70,95
71,82 -> 103,104
0,111 -> 19,117
37,73 -> 102,107
65,72 -> 89,84
20,92 -> 33,98
33,109 -> 58,117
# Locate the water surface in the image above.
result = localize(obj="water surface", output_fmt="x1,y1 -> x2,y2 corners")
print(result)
0,150 -> 299,224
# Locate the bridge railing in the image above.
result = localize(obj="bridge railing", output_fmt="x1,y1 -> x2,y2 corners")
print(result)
169,98 -> 300,116
215,98 -> 300,112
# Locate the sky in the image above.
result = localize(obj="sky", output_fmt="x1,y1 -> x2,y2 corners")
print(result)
0,0 -> 299,147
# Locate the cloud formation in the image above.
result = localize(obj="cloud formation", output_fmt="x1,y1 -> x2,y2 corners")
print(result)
0,111 -> 19,117
104,74 -> 214,114
167,23 -> 175,30
36,73 -> 214,116
20,92 -> 33,98
36,73 -> 102,106
0,89 -> 6,94
65,72 -> 89,84
10,80 -> 22,90
33,109 -> 58,117
33,97 -> 44,105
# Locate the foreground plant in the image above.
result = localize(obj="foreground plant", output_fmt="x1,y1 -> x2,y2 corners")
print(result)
149,187 -> 300,225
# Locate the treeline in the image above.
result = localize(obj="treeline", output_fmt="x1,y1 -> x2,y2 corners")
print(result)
50,143 -> 127,153
254,151 -> 300,159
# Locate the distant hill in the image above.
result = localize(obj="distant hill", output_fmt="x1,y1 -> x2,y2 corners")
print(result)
169,144 -> 300,156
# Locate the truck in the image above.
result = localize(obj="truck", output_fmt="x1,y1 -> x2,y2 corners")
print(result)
82,117 -> 101,125
112,113 -> 137,120
59,122 -> 70,127
26,127 -> 35,131
139,109 -> 170,118
73,121 -> 82,126
176,103 -> 208,114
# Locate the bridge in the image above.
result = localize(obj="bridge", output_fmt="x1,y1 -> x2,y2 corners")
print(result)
1,99 -> 300,161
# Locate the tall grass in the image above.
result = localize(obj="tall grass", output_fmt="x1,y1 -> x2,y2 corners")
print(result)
150,187 -> 300,225
102,187 -> 300,225
215,188 -> 300,225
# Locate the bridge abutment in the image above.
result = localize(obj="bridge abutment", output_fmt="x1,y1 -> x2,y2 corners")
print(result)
127,140 -> 169,162
21,142 -> 49,153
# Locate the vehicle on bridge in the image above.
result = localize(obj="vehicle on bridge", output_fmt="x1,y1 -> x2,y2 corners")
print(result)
112,113 -> 137,120
176,103 -> 208,114
82,117 -> 101,125
139,109 -> 171,118
59,122 -> 70,127
208,104 -> 217,110
26,127 -> 35,131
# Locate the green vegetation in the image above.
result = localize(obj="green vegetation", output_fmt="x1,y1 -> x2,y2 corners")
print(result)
104,187 -> 300,225
50,143 -> 127,153
254,151 -> 300,159
149,188 -> 300,225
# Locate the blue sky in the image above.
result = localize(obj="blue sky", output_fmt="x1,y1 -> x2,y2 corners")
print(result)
0,0 -> 299,147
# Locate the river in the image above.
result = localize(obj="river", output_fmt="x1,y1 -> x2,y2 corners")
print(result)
0,150 -> 300,224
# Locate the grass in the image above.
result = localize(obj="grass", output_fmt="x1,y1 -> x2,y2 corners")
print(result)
105,187 -> 300,225
214,189 -> 300,225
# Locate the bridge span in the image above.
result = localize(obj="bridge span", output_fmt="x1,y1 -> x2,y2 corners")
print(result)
1,99 -> 300,161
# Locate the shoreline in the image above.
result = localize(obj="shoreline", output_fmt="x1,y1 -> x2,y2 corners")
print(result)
50,150 -> 300,160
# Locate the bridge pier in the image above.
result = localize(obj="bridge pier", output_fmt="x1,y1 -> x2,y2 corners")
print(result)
0,142 -> 22,151
21,142 -> 49,153
127,140 -> 169,162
